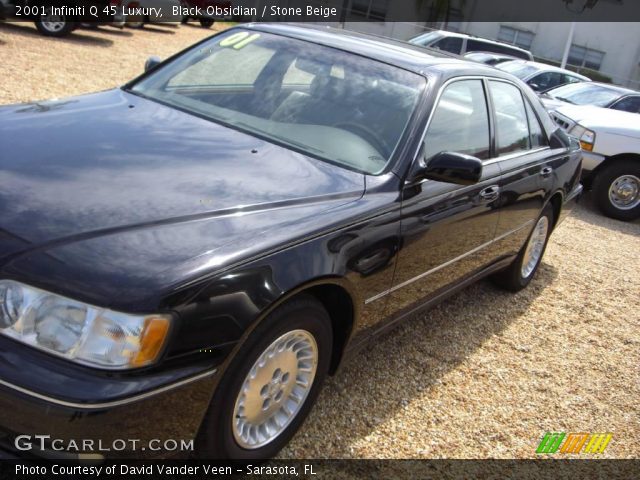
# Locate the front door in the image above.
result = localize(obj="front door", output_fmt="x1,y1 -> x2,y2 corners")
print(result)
382,79 -> 502,319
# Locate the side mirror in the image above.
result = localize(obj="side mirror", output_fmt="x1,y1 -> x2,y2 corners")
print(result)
144,56 -> 162,72
414,151 -> 483,186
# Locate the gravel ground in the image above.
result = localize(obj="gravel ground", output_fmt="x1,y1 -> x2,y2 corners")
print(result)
1,22 -> 638,460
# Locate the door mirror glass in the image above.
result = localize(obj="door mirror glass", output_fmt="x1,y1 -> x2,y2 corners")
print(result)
419,151 -> 483,185
145,56 -> 162,72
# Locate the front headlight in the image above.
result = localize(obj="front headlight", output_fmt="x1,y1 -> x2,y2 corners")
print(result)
579,129 -> 596,151
0,280 -> 171,369
569,125 -> 596,152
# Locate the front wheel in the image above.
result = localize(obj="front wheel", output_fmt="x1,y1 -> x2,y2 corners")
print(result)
199,18 -> 215,28
195,295 -> 332,459
491,204 -> 554,292
592,160 -> 640,221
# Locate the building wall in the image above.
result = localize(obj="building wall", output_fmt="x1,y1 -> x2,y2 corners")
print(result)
462,22 -> 640,88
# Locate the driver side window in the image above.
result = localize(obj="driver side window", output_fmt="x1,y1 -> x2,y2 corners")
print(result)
423,80 -> 491,161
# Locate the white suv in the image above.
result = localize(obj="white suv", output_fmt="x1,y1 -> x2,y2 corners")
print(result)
550,105 -> 640,221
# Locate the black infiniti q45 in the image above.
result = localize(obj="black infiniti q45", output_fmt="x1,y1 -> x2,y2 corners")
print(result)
0,24 -> 582,459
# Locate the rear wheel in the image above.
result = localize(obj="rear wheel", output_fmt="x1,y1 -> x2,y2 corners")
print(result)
492,204 -> 554,292
593,160 -> 640,221
34,10 -> 76,37
199,18 -> 214,28
195,295 -> 332,459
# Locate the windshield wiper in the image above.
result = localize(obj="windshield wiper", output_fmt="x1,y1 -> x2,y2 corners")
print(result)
554,96 -> 576,105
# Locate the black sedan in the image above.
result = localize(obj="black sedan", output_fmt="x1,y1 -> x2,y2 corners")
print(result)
0,24 -> 582,459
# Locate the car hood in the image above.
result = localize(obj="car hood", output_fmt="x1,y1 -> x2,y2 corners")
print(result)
554,104 -> 640,137
539,95 -> 571,112
0,89 -> 365,308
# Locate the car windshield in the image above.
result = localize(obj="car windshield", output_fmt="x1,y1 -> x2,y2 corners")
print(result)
129,29 -> 425,175
496,62 -> 539,79
545,82 -> 626,107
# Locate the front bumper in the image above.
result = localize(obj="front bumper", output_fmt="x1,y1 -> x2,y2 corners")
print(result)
581,150 -> 606,173
0,337 -> 217,459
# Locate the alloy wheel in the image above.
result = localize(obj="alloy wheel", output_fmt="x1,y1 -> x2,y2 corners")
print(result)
232,329 -> 318,449
521,216 -> 549,278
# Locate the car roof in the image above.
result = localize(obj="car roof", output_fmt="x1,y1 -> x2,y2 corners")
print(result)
565,81 -> 637,95
465,51 -> 514,58
464,52 -> 518,61
412,30 -> 531,55
244,23 -> 516,80
500,59 -> 591,79
547,82 -> 640,96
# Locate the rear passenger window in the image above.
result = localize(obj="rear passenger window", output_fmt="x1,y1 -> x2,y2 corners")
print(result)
561,74 -> 582,86
528,72 -> 563,91
489,81 -> 530,155
423,80 -> 490,161
467,39 -> 495,54
524,100 -> 548,148
432,37 -> 463,54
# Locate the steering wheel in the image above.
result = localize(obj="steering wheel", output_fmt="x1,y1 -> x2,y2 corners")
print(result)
332,122 -> 388,156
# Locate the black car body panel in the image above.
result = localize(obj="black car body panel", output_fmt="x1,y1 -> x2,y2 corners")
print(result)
0,89 -> 365,311
0,24 -> 583,458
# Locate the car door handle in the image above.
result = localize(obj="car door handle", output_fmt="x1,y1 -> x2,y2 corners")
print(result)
540,166 -> 553,178
479,185 -> 500,202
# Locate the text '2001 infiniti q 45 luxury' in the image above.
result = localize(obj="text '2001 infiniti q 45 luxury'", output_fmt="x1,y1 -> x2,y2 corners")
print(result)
0,24 -> 582,459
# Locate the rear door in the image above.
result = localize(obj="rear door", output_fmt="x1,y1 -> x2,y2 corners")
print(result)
383,78 -> 501,318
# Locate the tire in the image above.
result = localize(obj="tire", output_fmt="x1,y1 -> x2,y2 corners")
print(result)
491,204 -> 554,292
199,18 -> 214,28
34,12 -> 76,37
195,295 -> 332,459
592,160 -> 640,221
181,16 -> 190,24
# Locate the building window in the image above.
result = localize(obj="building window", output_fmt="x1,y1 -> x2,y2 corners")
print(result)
349,0 -> 390,21
568,45 -> 605,70
497,26 -> 534,50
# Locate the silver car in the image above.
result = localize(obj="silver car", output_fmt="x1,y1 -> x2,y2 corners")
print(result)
496,60 -> 591,93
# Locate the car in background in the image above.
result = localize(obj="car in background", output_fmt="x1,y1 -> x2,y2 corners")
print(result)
463,51 -> 519,66
0,0 -> 125,36
180,0 -> 231,28
540,82 -> 640,114
409,30 -> 533,60
495,60 -> 590,93
550,105 -> 640,220
125,0 -> 182,28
